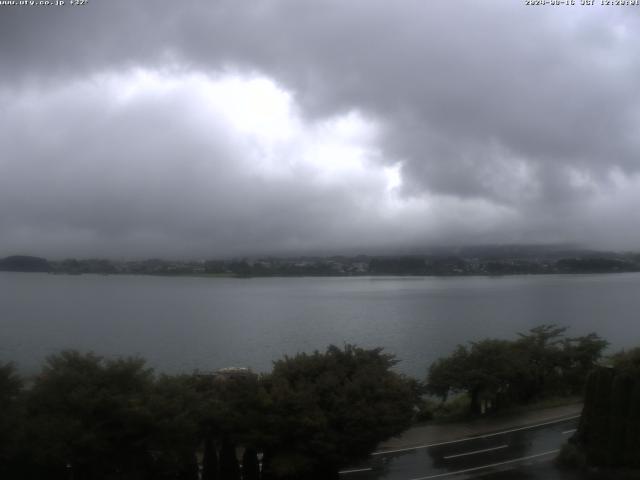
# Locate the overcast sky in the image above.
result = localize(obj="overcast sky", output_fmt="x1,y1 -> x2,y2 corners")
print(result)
1,0 -> 639,258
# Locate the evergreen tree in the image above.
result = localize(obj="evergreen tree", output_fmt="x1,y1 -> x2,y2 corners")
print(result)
0,363 -> 24,479
574,349 -> 640,469
625,381 -> 640,467
608,372 -> 634,465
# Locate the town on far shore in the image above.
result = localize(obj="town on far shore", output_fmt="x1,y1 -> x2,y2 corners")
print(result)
2,245 -> 640,277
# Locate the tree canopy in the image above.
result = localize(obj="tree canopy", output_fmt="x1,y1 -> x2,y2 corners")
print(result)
262,345 -> 419,478
426,325 -> 608,414
573,347 -> 640,468
0,331 -> 611,479
0,345 -> 418,480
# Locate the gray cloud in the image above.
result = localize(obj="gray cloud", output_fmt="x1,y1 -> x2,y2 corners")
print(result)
1,0 -> 640,257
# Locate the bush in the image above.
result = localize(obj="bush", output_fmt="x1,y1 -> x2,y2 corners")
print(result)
413,399 -> 434,423
430,394 -> 471,421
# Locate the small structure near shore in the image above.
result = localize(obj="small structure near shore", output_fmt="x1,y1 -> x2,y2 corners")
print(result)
195,366 -> 255,383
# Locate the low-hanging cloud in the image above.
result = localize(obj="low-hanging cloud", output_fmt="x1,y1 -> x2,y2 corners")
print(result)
1,0 -> 640,257
1,70 -> 516,257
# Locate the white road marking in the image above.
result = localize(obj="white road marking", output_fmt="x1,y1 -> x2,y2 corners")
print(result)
409,449 -> 560,480
371,415 -> 580,456
443,444 -> 509,460
338,467 -> 373,475
562,429 -> 577,435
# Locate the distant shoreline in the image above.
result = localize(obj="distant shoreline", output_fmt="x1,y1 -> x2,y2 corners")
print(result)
2,251 -> 640,278
3,270 -> 640,280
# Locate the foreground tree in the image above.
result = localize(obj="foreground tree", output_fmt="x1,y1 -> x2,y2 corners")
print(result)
0,363 -> 25,479
148,374 -> 203,479
23,351 -> 157,479
515,325 -> 569,399
262,345 -> 420,479
560,332 -> 610,394
427,325 -> 608,415
427,340 -> 523,414
572,347 -> 640,469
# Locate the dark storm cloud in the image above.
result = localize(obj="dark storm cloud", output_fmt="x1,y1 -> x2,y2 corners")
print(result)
1,0 -> 640,256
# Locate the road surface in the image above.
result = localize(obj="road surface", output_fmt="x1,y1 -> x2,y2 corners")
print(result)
339,415 -> 581,479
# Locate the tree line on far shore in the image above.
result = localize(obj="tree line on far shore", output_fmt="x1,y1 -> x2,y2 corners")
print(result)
0,325 -> 615,480
3,251 -> 640,277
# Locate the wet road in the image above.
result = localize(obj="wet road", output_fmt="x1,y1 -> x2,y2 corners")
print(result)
340,416 -> 580,480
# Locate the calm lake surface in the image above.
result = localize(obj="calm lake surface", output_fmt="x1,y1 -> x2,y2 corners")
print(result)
2,272 -> 640,378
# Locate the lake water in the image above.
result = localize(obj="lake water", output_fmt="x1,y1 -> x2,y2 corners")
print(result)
2,272 -> 640,378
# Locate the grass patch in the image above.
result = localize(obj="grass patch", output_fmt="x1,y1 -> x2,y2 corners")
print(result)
417,394 -> 472,424
416,394 -> 582,425
492,395 -> 582,417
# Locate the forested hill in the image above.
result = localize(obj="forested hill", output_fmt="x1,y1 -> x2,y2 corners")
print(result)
0,255 -> 51,272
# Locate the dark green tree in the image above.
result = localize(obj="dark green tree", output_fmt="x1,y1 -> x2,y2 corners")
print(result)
624,379 -> 640,467
426,345 -> 469,402
427,326 -> 608,415
263,344 -> 419,479
560,333 -> 609,394
515,324 -> 568,399
24,351 -> 156,479
610,347 -> 640,372
147,374 -> 203,479
0,363 -> 25,479
427,340 -> 523,414
573,348 -> 640,469
576,367 -> 615,466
